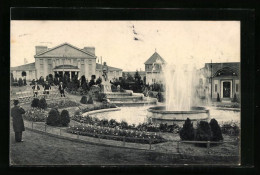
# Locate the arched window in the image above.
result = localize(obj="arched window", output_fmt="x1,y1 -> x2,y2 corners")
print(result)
21,71 -> 26,77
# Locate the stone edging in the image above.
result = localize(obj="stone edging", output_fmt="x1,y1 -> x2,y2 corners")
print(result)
82,108 -> 121,117
214,107 -> 240,112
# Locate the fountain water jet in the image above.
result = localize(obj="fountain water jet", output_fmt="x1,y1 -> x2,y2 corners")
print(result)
147,63 -> 210,125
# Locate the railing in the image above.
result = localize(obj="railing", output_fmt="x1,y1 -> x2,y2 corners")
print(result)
176,140 -> 239,154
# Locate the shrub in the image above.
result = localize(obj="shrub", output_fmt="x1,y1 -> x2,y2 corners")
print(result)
100,119 -> 109,127
217,93 -> 221,102
195,121 -> 212,147
120,121 -> 128,129
80,96 -> 88,104
179,118 -> 195,141
221,122 -> 240,136
209,119 -> 223,141
46,108 -> 60,126
38,98 -> 47,109
97,93 -> 107,102
60,110 -> 70,126
31,98 -> 40,108
87,96 -> 94,104
108,119 -> 119,128
232,93 -> 239,103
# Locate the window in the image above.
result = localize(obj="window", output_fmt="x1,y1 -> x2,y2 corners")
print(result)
215,84 -> 217,92
40,59 -> 43,64
236,84 -> 239,92
81,59 -> 84,64
48,59 -> 52,64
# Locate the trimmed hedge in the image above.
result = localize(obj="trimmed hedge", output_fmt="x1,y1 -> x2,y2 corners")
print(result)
39,98 -> 47,109
80,96 -> 88,104
31,98 -> 40,108
46,108 -> 60,126
210,118 -> 223,141
60,110 -> 70,126
179,118 -> 195,141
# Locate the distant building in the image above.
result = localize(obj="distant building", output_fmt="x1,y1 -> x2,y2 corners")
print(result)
11,43 -> 122,81
199,62 -> 240,101
144,51 -> 166,85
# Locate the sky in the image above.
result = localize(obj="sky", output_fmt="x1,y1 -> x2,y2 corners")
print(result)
11,21 -> 240,71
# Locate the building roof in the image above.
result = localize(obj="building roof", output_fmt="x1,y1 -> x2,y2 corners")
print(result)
35,42 -> 96,58
123,71 -> 146,76
54,65 -> 79,69
144,52 -> 166,65
203,62 -> 240,77
96,63 -> 122,71
10,62 -> 36,71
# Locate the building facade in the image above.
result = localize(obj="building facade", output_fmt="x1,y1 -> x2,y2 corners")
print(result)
144,51 -> 166,85
199,62 -> 240,101
11,43 -> 122,81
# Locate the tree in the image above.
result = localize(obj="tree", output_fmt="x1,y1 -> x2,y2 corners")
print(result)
23,78 -> 27,86
217,93 -> 221,102
209,119 -> 223,141
81,75 -> 86,87
39,98 -> 47,110
195,121 -> 212,147
179,118 -> 195,141
232,93 -> 239,103
60,110 -> 70,126
126,73 -> 134,82
80,96 -> 88,104
134,71 -> 141,82
46,108 -> 60,126
96,77 -> 102,85
31,98 -> 40,108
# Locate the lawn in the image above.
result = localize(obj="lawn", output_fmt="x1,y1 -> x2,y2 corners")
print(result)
10,129 -> 239,166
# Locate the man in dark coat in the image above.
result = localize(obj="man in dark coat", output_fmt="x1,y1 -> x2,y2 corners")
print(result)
11,100 -> 25,142
58,82 -> 65,97
43,80 -> 51,95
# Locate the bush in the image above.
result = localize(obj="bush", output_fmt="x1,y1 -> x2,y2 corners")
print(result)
179,118 -> 195,141
232,93 -> 239,103
46,108 -> 60,126
217,93 -> 221,102
209,119 -> 223,141
60,110 -> 70,126
87,96 -> 94,104
80,96 -> 88,104
221,122 -> 240,136
38,98 -> 47,109
195,121 -> 212,147
120,121 -> 128,129
31,98 -> 40,108
97,93 -> 107,102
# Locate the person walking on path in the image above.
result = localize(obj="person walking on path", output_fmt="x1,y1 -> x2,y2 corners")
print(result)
43,80 -> 51,95
11,100 -> 25,142
32,82 -> 40,97
58,82 -> 66,97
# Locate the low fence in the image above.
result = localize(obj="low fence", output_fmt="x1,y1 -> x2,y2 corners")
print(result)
24,119 -> 239,155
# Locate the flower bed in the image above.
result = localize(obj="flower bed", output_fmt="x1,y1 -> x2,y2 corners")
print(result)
220,121 -> 240,136
47,100 -> 80,109
74,103 -> 117,114
23,108 -> 48,122
67,125 -> 167,144
71,115 -> 180,133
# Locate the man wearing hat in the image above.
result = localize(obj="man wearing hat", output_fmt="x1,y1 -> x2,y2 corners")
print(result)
32,81 -> 40,97
58,82 -> 66,97
11,100 -> 25,142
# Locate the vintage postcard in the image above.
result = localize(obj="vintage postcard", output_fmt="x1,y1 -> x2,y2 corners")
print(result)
10,20 -> 241,166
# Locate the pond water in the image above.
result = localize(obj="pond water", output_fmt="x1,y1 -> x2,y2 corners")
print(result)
89,105 -> 240,126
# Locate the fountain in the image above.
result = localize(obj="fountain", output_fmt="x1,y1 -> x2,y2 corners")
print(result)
147,63 -> 210,125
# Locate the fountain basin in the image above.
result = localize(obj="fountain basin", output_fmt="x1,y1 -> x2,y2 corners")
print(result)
147,106 -> 210,125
